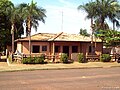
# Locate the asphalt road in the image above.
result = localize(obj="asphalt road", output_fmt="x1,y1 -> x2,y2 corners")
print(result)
0,67 -> 120,90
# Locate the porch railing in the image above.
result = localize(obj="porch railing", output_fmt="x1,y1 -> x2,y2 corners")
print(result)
86,55 -> 100,62
13,53 -> 61,63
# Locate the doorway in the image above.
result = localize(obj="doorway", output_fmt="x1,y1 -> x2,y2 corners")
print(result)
63,46 -> 69,56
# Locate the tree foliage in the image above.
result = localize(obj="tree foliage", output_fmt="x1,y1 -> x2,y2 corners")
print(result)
95,29 -> 120,47
78,0 -> 120,48
79,28 -> 90,37
0,0 -> 46,52
78,0 -> 120,30
18,1 -> 46,36
17,0 -> 46,55
0,0 -> 13,51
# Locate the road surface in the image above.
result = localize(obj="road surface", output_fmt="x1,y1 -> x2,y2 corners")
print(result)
0,67 -> 120,90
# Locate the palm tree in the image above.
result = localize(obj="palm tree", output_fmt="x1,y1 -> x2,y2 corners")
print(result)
5,1 -> 19,53
112,19 -> 120,30
110,11 -> 120,30
94,19 -> 109,31
78,0 -> 120,54
18,0 -> 46,55
78,1 -> 97,55
78,1 -> 97,27
96,0 -> 120,30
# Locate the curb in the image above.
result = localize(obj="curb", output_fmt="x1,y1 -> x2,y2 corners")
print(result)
1,66 -> 119,72
0,62 -> 120,72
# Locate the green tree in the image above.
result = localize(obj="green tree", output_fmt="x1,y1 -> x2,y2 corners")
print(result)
6,2 -> 24,53
0,0 -> 24,52
78,1 -> 97,28
94,19 -> 109,31
79,28 -> 90,37
78,0 -> 120,53
78,1 -> 97,54
96,29 -> 120,47
18,0 -> 46,55
95,0 -> 120,30
0,0 -> 12,51
78,0 -> 120,30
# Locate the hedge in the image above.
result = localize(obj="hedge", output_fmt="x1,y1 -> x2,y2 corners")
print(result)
22,54 -> 45,64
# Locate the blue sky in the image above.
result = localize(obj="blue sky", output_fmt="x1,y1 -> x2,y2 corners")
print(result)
11,0 -> 120,35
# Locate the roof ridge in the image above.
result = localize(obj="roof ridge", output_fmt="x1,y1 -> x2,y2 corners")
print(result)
52,32 -> 63,40
48,32 -> 63,41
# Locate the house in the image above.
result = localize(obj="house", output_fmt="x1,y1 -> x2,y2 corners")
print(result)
15,32 -> 102,61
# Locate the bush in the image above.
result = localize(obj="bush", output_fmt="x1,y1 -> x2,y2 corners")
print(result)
60,53 -> 68,63
22,57 -> 28,64
34,56 -> 44,64
22,54 -> 45,64
100,54 -> 111,62
78,53 -> 85,63
22,57 -> 33,64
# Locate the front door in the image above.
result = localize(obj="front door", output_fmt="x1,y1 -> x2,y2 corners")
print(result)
63,46 -> 69,56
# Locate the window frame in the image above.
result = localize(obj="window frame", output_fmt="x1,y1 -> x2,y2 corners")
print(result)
42,45 -> 47,52
32,45 -> 40,53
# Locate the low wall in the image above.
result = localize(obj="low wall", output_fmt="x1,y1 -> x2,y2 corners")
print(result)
71,53 -> 79,61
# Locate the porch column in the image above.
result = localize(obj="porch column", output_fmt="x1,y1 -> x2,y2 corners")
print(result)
69,46 -> 72,59
52,42 -> 55,62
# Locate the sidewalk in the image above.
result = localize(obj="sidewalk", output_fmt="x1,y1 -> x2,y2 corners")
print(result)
0,62 -> 120,72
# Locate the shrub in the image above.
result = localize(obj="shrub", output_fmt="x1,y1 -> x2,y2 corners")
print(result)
22,57 -> 28,64
22,57 -> 33,64
22,54 -> 45,64
60,53 -> 68,63
100,54 -> 111,62
34,57 -> 40,64
34,56 -> 44,64
78,53 -> 85,63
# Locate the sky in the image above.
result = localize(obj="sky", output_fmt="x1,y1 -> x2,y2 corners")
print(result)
11,0 -> 120,36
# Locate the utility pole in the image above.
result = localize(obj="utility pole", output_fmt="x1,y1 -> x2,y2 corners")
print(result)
61,10 -> 63,31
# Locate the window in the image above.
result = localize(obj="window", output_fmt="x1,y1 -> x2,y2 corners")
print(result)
55,46 -> 60,53
42,46 -> 47,51
72,46 -> 78,53
32,45 -> 40,53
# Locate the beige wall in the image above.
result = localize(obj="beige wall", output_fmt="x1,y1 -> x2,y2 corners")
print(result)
17,42 -> 22,53
81,42 -> 102,55
50,41 -> 81,59
17,41 -> 102,59
17,41 -> 50,55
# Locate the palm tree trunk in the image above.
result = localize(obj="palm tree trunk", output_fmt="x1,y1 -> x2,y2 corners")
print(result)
28,32 -> 31,56
11,24 -> 14,54
28,17 -> 31,56
91,18 -> 94,54
12,31 -> 14,53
